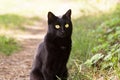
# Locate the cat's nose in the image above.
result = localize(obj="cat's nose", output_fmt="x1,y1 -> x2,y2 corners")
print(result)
61,30 -> 65,33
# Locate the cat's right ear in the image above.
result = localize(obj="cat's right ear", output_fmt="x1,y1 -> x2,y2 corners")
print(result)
48,12 -> 56,24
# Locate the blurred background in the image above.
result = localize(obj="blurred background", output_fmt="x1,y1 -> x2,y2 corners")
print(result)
0,0 -> 120,80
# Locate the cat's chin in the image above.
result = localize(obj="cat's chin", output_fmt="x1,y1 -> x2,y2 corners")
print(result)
58,35 -> 66,38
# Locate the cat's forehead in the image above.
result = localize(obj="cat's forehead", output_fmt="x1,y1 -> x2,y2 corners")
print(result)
56,16 -> 66,23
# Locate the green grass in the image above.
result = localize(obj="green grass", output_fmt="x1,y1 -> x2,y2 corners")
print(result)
0,14 -> 41,30
0,35 -> 20,56
70,13 -> 109,62
68,3 -> 120,80
0,0 -> 119,79
0,14 -> 41,55
70,4 -> 116,61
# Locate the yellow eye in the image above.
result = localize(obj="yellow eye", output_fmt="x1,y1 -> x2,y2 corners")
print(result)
55,25 -> 60,29
65,24 -> 69,28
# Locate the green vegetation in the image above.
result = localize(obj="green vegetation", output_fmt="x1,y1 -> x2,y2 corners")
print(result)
85,17 -> 120,78
0,14 -> 40,55
0,0 -> 119,79
69,3 -> 120,80
0,14 -> 40,30
0,35 -> 20,55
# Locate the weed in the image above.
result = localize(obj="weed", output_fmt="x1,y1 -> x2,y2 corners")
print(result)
0,35 -> 21,56
69,3 -> 120,80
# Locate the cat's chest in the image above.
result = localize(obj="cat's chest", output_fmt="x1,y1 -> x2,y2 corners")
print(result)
60,46 -> 67,50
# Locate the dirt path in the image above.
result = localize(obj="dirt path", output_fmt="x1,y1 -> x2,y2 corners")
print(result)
0,20 -> 47,80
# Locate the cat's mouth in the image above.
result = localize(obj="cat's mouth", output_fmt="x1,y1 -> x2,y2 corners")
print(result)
60,35 -> 66,38
59,33 -> 66,38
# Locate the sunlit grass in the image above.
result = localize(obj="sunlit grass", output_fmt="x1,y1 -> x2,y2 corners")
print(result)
70,13 -> 111,62
0,0 -> 119,79
0,14 -> 26,30
0,35 -> 21,56
68,3 -> 120,80
0,14 -> 41,55
0,14 -> 41,30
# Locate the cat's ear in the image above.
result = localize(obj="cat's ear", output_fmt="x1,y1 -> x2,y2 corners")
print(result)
48,12 -> 56,24
62,9 -> 71,20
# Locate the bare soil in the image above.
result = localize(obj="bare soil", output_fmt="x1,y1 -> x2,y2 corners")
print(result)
0,20 -> 47,80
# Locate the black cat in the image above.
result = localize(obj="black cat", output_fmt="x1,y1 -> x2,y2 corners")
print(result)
30,9 -> 72,80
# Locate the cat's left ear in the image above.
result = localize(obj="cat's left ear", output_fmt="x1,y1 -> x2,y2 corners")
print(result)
62,9 -> 71,20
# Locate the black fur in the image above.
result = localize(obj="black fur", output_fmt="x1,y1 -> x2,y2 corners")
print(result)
30,9 -> 72,80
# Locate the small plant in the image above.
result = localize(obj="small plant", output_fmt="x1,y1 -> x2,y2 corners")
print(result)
85,17 -> 120,79
68,3 -> 120,80
0,35 -> 20,55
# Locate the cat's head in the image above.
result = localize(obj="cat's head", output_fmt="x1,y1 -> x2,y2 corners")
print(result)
47,9 -> 72,38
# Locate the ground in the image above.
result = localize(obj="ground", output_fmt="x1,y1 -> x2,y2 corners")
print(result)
0,20 -> 46,80
0,0 -> 118,80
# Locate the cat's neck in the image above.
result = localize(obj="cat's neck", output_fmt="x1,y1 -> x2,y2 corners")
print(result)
45,33 -> 71,45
